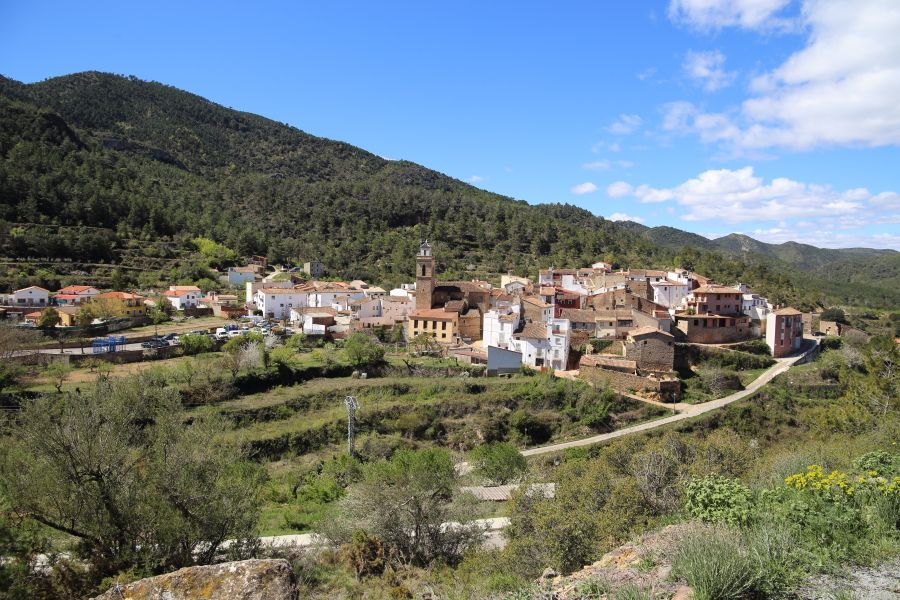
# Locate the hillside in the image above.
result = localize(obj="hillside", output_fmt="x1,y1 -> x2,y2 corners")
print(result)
0,71 -> 898,308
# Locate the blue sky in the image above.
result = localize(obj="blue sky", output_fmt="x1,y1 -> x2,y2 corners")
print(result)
2,0 -> 899,249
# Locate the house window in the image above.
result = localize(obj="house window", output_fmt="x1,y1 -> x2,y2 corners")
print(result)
442,321 -> 447,330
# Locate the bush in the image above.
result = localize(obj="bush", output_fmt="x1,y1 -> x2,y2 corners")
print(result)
821,307 -> 847,324
343,333 -> 385,368
179,333 -> 215,355
684,475 -> 754,526
467,442 -> 527,485
673,528 -> 760,600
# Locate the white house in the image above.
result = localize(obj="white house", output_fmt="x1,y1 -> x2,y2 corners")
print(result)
482,308 -> 521,349
350,297 -> 381,319
12,286 -> 49,307
308,285 -> 367,308
165,289 -> 200,310
54,285 -> 100,306
508,318 -> 570,371
227,266 -> 259,286
650,280 -> 690,309
255,287 -> 309,319
381,296 -> 412,321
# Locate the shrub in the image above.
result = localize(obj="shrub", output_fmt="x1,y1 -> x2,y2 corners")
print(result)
673,528 -> 760,600
343,333 -> 385,368
179,333 -> 215,355
684,475 -> 754,527
820,336 -> 843,350
821,307 -> 847,324
467,442 -> 527,485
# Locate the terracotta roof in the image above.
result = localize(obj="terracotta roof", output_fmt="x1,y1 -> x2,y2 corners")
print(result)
515,323 -> 549,339
693,285 -> 742,295
539,286 -> 556,296
168,285 -> 201,292
559,308 -> 599,323
650,280 -> 689,287
55,305 -> 80,315
382,296 -> 411,303
773,307 -> 803,316
628,326 -> 673,339
97,292 -> 144,300
291,306 -> 338,316
230,266 -> 258,273
410,308 -> 456,320
436,281 -> 490,294
595,308 -> 635,319
25,311 -> 42,318
444,300 -> 466,312
57,285 -> 96,294
53,294 -> 81,301
523,296 -> 551,308
166,289 -> 197,297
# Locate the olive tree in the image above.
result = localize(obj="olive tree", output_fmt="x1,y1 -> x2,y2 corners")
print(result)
0,373 -> 265,578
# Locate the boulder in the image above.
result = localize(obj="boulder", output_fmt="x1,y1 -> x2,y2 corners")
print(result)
91,559 -> 297,600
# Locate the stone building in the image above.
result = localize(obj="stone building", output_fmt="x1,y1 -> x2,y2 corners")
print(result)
624,326 -> 675,373
407,241 -> 487,343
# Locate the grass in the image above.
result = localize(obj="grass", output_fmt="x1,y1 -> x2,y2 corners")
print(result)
123,315 -> 226,336
737,367 -> 767,387
672,528 -> 760,600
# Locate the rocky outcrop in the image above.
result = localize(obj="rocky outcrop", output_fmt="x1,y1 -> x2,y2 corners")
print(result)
542,523 -> 702,599
91,559 -> 297,600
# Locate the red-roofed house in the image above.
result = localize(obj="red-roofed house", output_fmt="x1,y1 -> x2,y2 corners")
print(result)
165,288 -> 200,310
54,285 -> 100,305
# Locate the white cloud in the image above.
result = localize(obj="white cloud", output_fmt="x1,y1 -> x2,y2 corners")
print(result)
582,160 -> 611,170
665,0 -> 900,151
668,0 -> 794,31
683,50 -> 736,91
606,181 -> 634,198
608,212 -> 645,223
637,67 -> 657,81
606,114 -> 643,135
610,166 -> 898,224
468,175 -> 485,183
616,160 -> 635,168
571,182 -> 599,195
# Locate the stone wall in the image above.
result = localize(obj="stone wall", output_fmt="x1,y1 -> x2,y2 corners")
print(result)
581,365 -> 681,401
625,337 -> 674,372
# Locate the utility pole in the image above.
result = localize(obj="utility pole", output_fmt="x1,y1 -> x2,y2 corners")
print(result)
344,395 -> 359,457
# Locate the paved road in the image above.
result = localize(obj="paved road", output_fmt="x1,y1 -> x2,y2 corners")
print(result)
241,517 -> 512,550
520,340 -> 816,457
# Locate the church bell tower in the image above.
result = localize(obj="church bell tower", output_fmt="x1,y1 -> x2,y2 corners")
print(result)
416,240 -> 435,310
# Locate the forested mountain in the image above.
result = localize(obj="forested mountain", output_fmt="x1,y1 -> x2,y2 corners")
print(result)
0,71 -> 897,309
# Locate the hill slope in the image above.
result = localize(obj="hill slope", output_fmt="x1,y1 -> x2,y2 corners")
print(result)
0,71 -> 897,309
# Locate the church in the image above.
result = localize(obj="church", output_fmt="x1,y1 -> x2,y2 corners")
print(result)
406,241 -> 489,344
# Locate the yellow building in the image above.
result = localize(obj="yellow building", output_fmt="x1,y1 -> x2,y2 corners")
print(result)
407,308 -> 457,343
89,292 -> 147,318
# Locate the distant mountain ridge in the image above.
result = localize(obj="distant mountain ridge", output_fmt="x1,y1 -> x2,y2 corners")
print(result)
0,71 -> 898,308
618,224 -> 896,268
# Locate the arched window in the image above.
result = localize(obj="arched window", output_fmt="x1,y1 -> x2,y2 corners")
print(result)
421,264 -> 427,277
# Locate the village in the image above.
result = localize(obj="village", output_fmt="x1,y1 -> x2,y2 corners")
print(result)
1,241 -> 813,402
